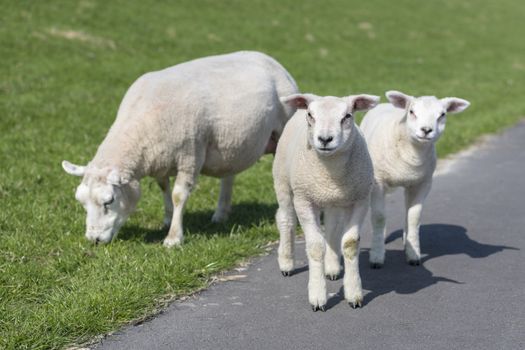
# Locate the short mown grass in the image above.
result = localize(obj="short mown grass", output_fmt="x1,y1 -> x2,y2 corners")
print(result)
1,0 -> 525,348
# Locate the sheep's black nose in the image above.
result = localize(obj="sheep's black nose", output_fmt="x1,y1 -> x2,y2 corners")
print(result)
421,127 -> 433,135
318,136 -> 333,146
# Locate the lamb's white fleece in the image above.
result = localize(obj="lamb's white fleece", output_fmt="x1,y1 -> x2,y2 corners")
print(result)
273,93 -> 379,311
360,90 -> 470,267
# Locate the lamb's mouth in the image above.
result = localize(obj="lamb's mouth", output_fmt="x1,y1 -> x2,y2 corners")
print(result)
416,135 -> 433,142
317,147 -> 336,153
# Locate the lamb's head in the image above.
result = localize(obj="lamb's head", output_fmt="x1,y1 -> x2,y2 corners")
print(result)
386,90 -> 470,144
281,93 -> 379,156
62,161 -> 141,244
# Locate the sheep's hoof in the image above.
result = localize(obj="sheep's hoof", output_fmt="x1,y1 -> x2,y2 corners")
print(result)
408,259 -> 421,266
312,305 -> 326,312
326,274 -> 340,281
163,237 -> 183,248
281,270 -> 292,277
349,300 -> 362,309
370,262 -> 383,269
211,211 -> 230,223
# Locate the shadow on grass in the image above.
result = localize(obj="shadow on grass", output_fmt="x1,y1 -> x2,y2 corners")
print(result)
118,201 -> 278,243
322,223 -> 519,309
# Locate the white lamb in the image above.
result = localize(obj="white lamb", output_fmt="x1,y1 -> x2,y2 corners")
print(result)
62,51 -> 298,247
360,90 -> 470,267
274,93 -> 379,311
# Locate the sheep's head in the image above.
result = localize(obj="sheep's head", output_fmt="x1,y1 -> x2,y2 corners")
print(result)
281,93 -> 379,156
62,161 -> 141,244
386,90 -> 470,144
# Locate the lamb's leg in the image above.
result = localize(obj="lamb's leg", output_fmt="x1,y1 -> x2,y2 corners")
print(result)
163,172 -> 195,248
211,175 -> 234,223
369,184 -> 387,268
342,199 -> 368,308
294,198 -> 326,311
156,177 -> 173,229
324,208 -> 345,280
404,180 -> 432,265
275,186 -> 297,276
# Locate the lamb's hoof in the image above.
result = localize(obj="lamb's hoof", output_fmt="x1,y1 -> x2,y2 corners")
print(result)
281,270 -> 292,277
349,300 -> 362,309
326,274 -> 339,281
370,262 -> 383,269
408,259 -> 421,266
312,305 -> 326,312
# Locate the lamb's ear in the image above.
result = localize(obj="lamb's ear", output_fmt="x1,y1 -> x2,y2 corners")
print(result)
280,93 -> 318,109
441,97 -> 470,114
107,169 -> 130,186
386,90 -> 413,109
347,94 -> 380,112
62,160 -> 85,177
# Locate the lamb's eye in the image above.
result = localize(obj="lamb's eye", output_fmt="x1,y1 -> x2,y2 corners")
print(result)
439,112 -> 446,119
103,197 -> 114,209
341,113 -> 352,123
410,109 -> 417,118
306,112 -> 315,124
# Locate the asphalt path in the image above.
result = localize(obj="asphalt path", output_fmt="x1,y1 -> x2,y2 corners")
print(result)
97,122 -> 525,350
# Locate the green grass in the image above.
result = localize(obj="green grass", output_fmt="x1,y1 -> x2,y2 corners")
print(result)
1,0 -> 525,348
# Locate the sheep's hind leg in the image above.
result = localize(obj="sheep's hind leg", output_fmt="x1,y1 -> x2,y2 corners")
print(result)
324,208 -> 345,280
156,177 -> 173,229
369,184 -> 386,268
276,186 -> 296,276
163,172 -> 195,248
211,175 -> 234,223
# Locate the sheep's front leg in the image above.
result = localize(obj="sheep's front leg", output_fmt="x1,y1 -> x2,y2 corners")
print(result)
324,208 -> 345,280
275,186 -> 296,276
369,184 -> 387,268
342,199 -> 368,308
156,177 -> 173,229
404,180 -> 432,265
211,175 -> 234,223
294,198 -> 326,311
163,173 -> 195,248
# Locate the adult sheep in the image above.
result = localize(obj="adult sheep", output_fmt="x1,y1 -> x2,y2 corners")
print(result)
62,51 -> 298,247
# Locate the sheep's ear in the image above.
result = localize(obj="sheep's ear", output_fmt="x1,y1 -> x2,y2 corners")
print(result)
347,94 -> 380,112
441,97 -> 470,114
386,90 -> 413,109
107,169 -> 130,186
62,160 -> 85,177
280,93 -> 317,109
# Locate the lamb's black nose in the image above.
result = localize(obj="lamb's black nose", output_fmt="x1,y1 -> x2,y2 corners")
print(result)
421,127 -> 433,135
318,135 -> 333,146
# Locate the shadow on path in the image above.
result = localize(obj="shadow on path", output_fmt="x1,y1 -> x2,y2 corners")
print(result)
324,223 -> 518,309
386,223 -> 519,262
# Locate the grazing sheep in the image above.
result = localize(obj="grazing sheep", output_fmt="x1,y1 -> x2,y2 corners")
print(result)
62,51 -> 298,247
274,93 -> 379,311
360,90 -> 470,267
